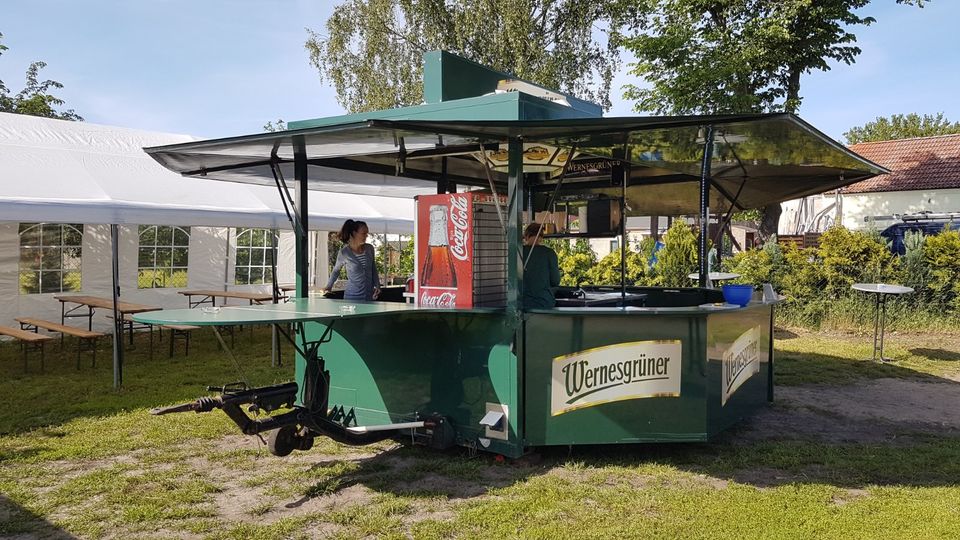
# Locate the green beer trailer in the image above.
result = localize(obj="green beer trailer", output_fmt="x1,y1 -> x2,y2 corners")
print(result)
136,53 -> 884,458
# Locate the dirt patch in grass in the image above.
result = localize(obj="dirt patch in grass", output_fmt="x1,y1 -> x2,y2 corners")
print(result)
736,377 -> 960,445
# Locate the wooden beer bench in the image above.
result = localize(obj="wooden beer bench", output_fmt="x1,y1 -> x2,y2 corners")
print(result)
0,324 -> 54,372
159,324 -> 201,357
16,318 -> 105,369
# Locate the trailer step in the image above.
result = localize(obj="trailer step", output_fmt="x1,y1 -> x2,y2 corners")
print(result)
345,421 -> 425,434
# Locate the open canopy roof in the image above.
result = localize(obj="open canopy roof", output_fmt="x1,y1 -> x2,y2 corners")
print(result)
145,113 -> 886,216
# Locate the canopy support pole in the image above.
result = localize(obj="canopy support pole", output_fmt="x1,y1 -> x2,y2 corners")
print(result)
698,126 -> 715,288
506,137 -> 523,323
110,224 -> 123,389
293,136 -> 309,299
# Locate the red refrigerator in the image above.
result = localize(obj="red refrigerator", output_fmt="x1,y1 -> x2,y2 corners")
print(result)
414,192 -> 507,308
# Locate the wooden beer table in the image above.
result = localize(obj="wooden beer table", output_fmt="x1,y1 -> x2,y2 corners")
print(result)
54,295 -> 161,346
179,290 -> 275,308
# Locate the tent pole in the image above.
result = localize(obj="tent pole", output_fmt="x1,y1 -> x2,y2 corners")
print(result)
110,224 -> 123,388
270,227 -> 280,367
222,227 -> 231,291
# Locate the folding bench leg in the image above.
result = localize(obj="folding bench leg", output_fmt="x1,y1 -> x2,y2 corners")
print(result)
169,328 -> 175,358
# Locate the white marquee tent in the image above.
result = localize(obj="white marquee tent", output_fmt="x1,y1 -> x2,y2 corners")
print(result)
0,112 -> 413,230
0,113 -> 413,361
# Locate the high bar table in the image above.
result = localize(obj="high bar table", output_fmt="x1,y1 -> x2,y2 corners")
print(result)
851,283 -> 914,362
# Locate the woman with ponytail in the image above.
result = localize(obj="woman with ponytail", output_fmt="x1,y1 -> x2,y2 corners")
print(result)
322,219 -> 381,301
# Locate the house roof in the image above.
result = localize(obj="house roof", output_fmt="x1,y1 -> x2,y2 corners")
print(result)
843,134 -> 960,194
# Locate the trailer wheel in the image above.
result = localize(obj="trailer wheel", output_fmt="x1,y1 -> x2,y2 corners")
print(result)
297,433 -> 315,452
268,425 -> 297,457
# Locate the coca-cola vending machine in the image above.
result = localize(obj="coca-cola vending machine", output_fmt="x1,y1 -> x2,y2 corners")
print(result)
415,192 -> 507,308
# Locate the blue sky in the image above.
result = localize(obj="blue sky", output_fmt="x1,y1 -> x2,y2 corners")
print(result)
2,1 -> 958,142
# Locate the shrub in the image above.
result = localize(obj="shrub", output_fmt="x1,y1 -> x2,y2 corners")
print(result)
925,227 -> 960,312
548,238 -> 596,286
586,249 -> 647,286
779,244 -> 823,303
899,230 -> 931,304
723,248 -> 771,284
817,226 -> 897,298
656,221 -> 698,287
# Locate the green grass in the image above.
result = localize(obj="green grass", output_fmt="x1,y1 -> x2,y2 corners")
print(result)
1,327 -> 959,539
774,329 -> 960,385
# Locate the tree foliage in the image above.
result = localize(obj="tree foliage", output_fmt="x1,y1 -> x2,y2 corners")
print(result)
621,1 -> 925,240
263,119 -> 287,132
306,0 -> 632,112
623,0 -> 926,115
586,248 -> 647,286
546,238 -> 596,286
844,113 -> 960,144
0,33 -> 81,121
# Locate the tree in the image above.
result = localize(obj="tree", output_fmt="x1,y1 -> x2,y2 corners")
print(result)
263,119 -> 287,132
844,113 -> 960,144
622,1 -> 926,238
305,0 -> 632,113
624,1 -> 926,115
0,33 -> 82,121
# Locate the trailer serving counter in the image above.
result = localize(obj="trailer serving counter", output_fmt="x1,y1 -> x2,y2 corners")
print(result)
136,52 -> 884,457
139,293 -> 773,457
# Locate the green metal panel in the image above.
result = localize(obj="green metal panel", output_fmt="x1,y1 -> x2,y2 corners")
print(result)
524,311 -> 710,445
289,93 -> 597,131
422,50 -> 601,116
523,305 -> 775,446
704,305 -> 773,436
296,311 -> 525,457
422,50 -> 509,104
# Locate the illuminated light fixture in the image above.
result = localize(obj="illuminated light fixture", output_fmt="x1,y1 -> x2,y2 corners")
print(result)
475,143 -> 578,176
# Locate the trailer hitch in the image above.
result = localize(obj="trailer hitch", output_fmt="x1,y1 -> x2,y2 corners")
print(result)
150,381 -> 301,436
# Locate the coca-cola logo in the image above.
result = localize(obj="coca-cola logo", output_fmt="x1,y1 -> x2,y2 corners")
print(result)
449,195 -> 470,261
419,290 -> 457,308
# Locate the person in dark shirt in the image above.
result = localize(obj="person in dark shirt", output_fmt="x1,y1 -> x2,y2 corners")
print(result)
322,219 -> 381,301
522,223 -> 560,309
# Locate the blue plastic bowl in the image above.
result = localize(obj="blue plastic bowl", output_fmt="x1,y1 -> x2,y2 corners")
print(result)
722,284 -> 754,307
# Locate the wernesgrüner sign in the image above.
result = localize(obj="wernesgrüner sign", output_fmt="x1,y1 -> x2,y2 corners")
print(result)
551,340 -> 682,416
721,326 -> 761,406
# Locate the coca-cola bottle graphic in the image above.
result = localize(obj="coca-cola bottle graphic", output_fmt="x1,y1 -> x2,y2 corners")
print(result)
420,204 -> 457,289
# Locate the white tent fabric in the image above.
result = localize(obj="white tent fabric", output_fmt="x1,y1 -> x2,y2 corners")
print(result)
0,112 -> 413,233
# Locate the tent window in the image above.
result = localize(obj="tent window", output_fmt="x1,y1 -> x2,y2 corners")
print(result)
235,228 -> 277,285
18,223 -> 83,294
138,225 -> 190,288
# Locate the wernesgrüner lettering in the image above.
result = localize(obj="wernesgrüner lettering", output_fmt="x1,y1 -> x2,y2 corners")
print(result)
550,340 -> 682,416
721,326 -> 761,406
563,354 -> 670,404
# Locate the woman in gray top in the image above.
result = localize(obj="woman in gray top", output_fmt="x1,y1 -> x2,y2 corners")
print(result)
322,220 -> 381,301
